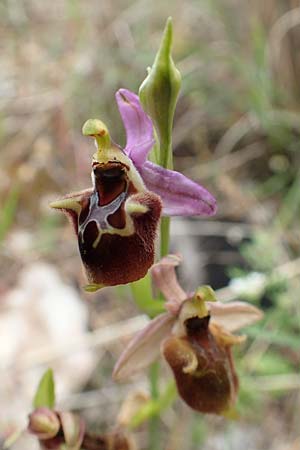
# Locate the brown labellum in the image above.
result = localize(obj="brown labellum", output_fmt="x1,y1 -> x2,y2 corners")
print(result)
52,158 -> 162,288
162,315 -> 239,414
78,161 -> 161,287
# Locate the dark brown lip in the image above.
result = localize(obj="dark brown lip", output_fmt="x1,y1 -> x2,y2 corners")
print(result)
93,161 -> 128,179
92,161 -> 129,170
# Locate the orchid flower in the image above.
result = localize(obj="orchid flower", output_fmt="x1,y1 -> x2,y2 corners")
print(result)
28,407 -> 85,450
50,90 -> 216,290
28,407 -> 135,450
113,255 -> 263,415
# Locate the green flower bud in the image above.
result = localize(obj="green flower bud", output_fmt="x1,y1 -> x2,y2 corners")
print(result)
139,17 -> 181,169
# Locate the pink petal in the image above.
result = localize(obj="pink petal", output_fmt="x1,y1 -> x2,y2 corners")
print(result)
140,161 -> 217,216
208,301 -> 263,332
151,254 -> 186,314
112,313 -> 175,381
115,89 -> 155,166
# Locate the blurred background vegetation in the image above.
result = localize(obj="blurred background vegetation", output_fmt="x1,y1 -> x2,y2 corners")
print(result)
1,0 -> 300,449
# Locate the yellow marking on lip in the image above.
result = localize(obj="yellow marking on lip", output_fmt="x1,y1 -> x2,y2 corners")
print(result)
92,231 -> 102,249
126,201 -> 149,215
182,349 -> 198,374
82,214 -> 136,250
90,219 -> 135,245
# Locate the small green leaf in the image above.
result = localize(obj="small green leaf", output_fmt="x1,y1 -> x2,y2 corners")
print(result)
33,368 -> 55,409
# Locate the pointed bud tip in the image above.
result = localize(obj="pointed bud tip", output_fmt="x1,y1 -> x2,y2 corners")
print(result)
165,17 -> 174,38
160,17 -> 173,55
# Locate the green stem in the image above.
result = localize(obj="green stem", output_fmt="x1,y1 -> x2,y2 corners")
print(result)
160,217 -> 170,258
159,127 -> 173,258
142,18 -> 179,449
149,110 -> 173,450
150,361 -> 160,398
149,362 -> 160,450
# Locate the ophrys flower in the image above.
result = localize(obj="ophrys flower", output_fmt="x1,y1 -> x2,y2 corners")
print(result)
113,255 -> 263,415
51,91 -> 216,290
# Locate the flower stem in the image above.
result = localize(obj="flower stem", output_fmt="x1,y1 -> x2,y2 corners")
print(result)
149,361 -> 160,450
159,125 -> 173,259
140,17 -> 180,449
160,217 -> 170,257
149,118 -> 173,450
159,148 -> 172,256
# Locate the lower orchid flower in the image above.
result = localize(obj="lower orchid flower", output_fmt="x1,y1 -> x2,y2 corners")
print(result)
50,90 -> 216,290
113,255 -> 263,415
28,407 -> 135,450
28,407 -> 85,450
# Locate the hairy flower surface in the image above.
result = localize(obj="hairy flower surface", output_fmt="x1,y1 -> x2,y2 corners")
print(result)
113,255 -> 263,415
51,90 -> 216,289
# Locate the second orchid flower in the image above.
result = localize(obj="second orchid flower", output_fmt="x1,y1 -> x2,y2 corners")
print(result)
113,255 -> 263,415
